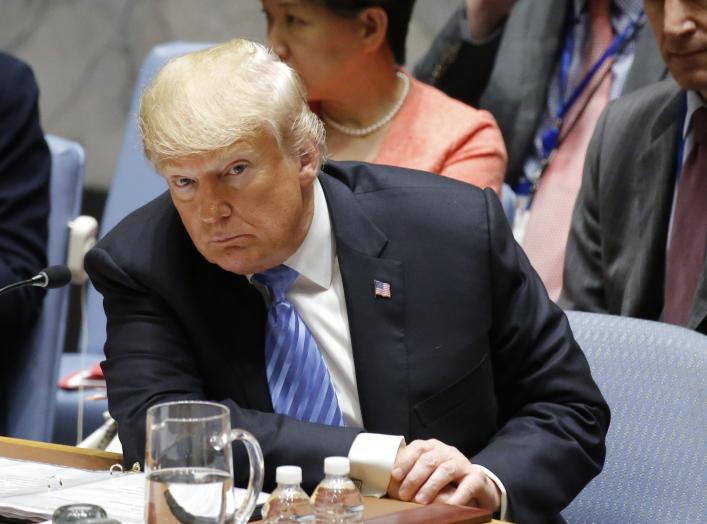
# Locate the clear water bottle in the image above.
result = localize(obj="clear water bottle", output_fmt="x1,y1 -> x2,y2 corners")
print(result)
262,466 -> 315,523
311,457 -> 364,523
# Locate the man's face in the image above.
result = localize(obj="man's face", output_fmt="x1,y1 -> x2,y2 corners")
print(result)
645,0 -> 707,97
161,131 -> 318,275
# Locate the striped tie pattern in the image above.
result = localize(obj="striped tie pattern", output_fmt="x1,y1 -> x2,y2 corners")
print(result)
253,265 -> 344,426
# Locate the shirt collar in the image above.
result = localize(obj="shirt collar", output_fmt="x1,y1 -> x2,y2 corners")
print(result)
282,177 -> 333,289
683,91 -> 707,140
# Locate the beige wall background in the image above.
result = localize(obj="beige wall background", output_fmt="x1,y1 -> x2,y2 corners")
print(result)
1,0 -> 459,192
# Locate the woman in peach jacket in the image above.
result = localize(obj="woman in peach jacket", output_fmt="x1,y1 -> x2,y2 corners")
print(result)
262,0 -> 506,194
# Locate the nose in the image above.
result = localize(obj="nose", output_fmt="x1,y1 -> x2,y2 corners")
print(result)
663,0 -> 697,39
199,184 -> 232,224
267,22 -> 289,61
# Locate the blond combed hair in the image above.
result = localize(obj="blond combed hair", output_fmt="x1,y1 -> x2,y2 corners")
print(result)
139,39 -> 326,170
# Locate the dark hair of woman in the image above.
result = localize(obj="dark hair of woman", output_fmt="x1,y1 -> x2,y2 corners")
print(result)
320,0 -> 416,64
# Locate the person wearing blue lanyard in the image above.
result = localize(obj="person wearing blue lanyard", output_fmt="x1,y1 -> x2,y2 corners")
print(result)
415,0 -> 668,299
562,0 -> 707,336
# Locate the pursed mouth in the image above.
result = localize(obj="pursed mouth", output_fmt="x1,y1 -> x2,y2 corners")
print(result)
210,234 -> 250,244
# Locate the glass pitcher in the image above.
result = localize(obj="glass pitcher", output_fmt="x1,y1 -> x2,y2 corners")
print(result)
145,400 -> 264,524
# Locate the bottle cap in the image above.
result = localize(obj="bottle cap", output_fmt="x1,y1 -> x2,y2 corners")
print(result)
324,456 -> 350,476
276,465 -> 302,484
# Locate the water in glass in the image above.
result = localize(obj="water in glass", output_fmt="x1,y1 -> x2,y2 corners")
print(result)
146,467 -> 232,524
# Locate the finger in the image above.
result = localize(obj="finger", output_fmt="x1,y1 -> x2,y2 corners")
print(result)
397,447 -> 452,501
446,472 -> 485,506
448,471 -> 499,512
430,485 -> 457,505
473,474 -> 501,512
386,473 -> 401,499
390,440 -> 432,482
413,459 -> 461,504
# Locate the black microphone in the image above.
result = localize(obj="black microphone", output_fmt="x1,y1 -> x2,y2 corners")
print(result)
0,265 -> 73,296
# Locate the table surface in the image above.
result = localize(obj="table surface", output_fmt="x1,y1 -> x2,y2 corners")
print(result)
0,436 -> 121,470
253,497 -> 501,523
0,437 -> 507,523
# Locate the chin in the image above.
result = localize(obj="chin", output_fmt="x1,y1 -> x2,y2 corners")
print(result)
214,254 -> 278,276
197,247 -> 249,275
200,241 -> 290,275
669,64 -> 707,92
214,257 -> 258,276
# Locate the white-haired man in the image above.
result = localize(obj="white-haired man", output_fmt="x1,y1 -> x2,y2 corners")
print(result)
87,39 -> 609,523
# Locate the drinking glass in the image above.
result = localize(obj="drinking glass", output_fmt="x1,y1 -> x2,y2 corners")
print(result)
145,400 -> 264,524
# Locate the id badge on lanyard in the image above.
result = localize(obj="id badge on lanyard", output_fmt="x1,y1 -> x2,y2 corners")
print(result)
512,5 -> 645,242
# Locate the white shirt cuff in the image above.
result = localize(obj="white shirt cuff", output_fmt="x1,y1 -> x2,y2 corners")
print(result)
474,464 -> 509,521
348,433 -> 405,497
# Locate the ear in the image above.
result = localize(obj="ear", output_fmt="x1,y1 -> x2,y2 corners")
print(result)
357,7 -> 388,54
297,141 -> 321,189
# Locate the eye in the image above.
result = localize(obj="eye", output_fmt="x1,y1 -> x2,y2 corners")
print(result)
285,13 -> 304,26
228,163 -> 248,176
173,177 -> 195,188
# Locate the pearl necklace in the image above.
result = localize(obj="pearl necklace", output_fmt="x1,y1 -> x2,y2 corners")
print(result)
321,71 -> 410,137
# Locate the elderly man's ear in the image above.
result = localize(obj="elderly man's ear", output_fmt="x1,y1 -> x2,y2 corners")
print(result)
298,142 -> 321,188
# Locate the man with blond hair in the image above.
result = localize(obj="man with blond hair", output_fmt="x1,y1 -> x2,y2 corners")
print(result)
87,39 -> 608,523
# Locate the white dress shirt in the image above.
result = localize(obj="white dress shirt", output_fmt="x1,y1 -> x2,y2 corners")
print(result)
251,179 -> 508,518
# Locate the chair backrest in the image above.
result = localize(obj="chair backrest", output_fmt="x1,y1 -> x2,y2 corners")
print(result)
7,135 -> 85,441
84,41 -> 213,355
562,311 -> 707,523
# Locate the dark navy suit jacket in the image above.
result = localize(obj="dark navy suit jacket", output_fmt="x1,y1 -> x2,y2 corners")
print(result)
0,53 -> 50,433
86,162 -> 609,523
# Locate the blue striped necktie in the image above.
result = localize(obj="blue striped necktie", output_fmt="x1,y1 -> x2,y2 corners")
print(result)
253,265 -> 344,426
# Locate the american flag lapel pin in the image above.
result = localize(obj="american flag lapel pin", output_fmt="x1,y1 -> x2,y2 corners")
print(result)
373,279 -> 392,299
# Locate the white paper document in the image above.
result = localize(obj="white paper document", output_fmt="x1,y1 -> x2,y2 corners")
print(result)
0,458 -> 143,523
0,457 -> 268,523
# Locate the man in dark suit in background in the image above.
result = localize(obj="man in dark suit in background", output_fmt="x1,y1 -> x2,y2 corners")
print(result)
562,0 -> 707,335
86,39 -> 609,523
0,52 -> 50,434
415,0 -> 668,300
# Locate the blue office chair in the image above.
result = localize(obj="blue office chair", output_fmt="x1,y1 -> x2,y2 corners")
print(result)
562,312 -> 707,524
53,42 -> 213,445
6,135 -> 85,442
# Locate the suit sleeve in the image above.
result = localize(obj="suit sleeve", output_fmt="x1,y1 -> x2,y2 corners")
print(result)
0,56 -> 50,347
413,3 -> 503,108
559,108 -> 611,312
85,246 -> 362,491
472,189 -> 610,522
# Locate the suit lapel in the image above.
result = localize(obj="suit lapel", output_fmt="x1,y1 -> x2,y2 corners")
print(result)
319,174 -> 409,437
628,90 -> 684,320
